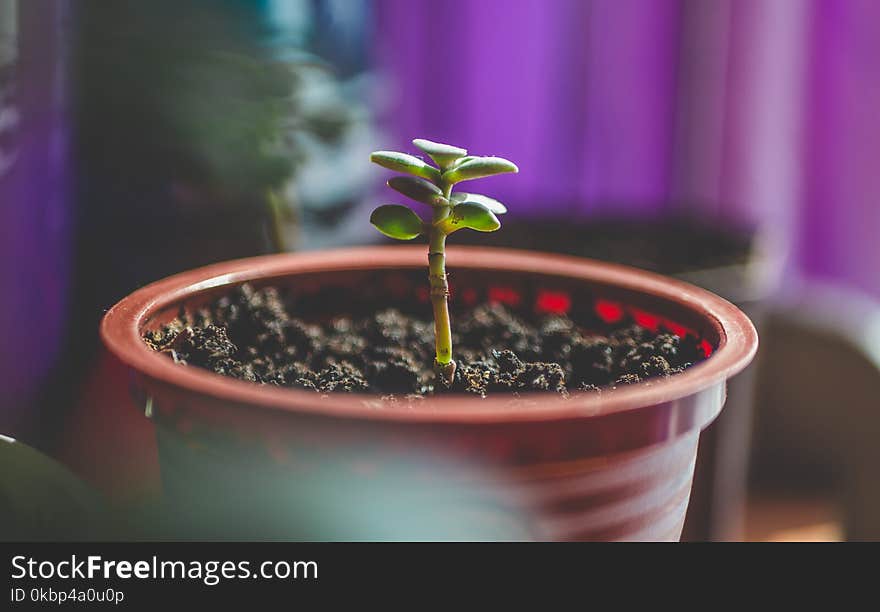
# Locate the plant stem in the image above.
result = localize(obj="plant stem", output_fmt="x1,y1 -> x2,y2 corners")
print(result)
429,186 -> 455,386
266,189 -> 287,253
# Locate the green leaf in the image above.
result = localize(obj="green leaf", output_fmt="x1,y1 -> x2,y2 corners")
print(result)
388,176 -> 447,206
412,138 -> 467,169
370,205 -> 424,240
370,151 -> 441,183
450,192 -> 508,215
438,202 -> 501,234
412,138 -> 467,158
441,156 -> 519,184
448,155 -> 479,169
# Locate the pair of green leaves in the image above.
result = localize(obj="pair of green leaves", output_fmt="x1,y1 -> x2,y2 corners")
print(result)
369,139 -> 517,241
384,176 -> 507,214
370,145 -> 518,186
369,199 -> 504,241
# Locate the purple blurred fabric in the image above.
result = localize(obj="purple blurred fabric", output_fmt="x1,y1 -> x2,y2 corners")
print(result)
374,0 -> 681,217
800,0 -> 880,297
0,2 -> 71,434
374,0 -> 880,297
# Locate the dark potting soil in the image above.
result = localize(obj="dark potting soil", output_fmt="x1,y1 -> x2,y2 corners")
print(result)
144,284 -> 707,398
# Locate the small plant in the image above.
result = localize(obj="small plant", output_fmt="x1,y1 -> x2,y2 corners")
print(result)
369,139 -> 518,386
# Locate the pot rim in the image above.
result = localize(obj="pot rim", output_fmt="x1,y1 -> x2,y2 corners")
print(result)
100,246 -> 758,425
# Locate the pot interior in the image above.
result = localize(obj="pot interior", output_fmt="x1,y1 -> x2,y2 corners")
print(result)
139,259 -> 718,358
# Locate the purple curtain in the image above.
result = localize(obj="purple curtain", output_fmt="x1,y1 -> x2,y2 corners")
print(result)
0,1 -> 72,435
374,0 -> 681,217
799,0 -> 880,297
373,0 -> 880,297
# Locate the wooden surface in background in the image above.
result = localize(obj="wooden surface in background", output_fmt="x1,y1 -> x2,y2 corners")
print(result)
744,494 -> 842,542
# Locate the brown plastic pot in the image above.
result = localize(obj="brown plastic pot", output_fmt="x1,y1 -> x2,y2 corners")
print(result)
100,246 -> 757,541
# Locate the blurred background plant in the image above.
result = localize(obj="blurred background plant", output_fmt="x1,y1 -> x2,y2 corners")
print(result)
75,0 -> 369,277
56,0 -> 377,454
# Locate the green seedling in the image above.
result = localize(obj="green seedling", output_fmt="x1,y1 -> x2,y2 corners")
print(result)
369,139 -> 518,386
